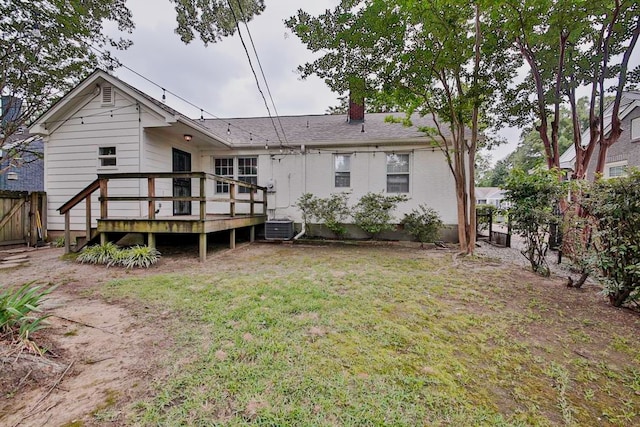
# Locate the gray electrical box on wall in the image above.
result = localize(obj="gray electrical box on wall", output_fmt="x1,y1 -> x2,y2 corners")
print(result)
265,219 -> 294,240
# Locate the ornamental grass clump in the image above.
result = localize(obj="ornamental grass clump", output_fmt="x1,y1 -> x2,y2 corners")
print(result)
1,283 -> 55,351
115,245 -> 161,269
77,242 -> 160,269
77,242 -> 119,265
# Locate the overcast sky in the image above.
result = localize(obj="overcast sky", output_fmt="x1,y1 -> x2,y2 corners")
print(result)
107,0 -> 521,163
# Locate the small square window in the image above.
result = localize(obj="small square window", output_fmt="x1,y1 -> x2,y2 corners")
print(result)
334,154 -> 351,187
98,146 -> 116,168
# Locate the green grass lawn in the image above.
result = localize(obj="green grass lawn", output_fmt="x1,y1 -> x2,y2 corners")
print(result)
99,245 -> 640,426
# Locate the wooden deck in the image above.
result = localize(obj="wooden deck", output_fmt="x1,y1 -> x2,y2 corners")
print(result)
59,172 -> 268,261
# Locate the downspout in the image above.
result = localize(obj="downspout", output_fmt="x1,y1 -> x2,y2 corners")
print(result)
294,144 -> 306,240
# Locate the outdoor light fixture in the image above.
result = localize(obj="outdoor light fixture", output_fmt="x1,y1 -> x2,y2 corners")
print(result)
183,134 -> 193,142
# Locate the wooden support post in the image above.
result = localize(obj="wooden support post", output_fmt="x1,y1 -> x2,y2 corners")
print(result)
230,183 -> 236,217
148,233 -> 156,249
100,233 -> 107,245
148,177 -> 156,219
230,228 -> 236,249
250,226 -> 255,242
99,178 -> 108,219
199,233 -> 207,262
85,195 -> 92,242
64,211 -> 71,254
250,190 -> 255,216
200,176 -> 206,221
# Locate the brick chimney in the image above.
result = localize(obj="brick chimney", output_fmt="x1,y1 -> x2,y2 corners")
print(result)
348,79 -> 365,122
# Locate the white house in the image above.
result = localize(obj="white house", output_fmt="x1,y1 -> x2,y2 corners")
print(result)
30,70 -> 460,249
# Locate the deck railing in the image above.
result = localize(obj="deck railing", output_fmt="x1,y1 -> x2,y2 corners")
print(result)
58,172 -> 267,253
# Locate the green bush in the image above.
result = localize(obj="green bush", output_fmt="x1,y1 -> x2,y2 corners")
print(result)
295,193 -> 319,229
77,243 -> 161,269
1,283 -> 55,344
295,192 -> 351,237
504,169 -> 564,276
401,205 -> 443,245
581,169 -> 640,307
353,192 -> 408,237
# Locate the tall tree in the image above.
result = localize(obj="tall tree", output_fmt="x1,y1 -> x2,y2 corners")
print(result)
489,0 -> 640,179
286,0 -> 513,254
1,0 -> 134,167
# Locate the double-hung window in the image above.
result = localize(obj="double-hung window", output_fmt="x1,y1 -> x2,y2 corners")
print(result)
238,157 -> 258,193
214,157 -> 258,193
334,154 -> 351,187
606,161 -> 627,178
386,153 -> 410,193
214,158 -> 234,193
631,117 -> 640,141
98,146 -> 116,168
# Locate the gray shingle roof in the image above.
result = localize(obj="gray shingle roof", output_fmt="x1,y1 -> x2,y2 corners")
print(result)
202,112 -> 455,147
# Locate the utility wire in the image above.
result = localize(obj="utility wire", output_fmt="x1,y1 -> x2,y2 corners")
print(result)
235,0 -> 288,143
225,0 -> 284,145
87,44 -> 278,146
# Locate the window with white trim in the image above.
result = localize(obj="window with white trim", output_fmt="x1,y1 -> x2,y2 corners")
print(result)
631,117 -> 640,141
334,154 -> 351,187
606,161 -> 627,178
98,146 -> 116,167
386,153 -> 410,193
213,157 -> 258,193
238,157 -> 258,193
214,158 -> 233,193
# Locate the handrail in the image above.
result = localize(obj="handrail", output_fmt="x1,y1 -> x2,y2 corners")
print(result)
97,172 -> 267,191
58,179 -> 100,214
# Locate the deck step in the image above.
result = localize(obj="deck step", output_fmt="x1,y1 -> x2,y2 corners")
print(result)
72,228 -> 99,253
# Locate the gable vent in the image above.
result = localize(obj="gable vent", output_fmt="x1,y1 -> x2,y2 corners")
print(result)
101,85 -> 114,106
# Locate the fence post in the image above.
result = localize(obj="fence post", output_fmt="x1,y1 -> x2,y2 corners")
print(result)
64,211 -> 71,254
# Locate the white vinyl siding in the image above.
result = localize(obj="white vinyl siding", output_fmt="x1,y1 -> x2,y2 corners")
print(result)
44,91 -> 142,231
334,154 -> 351,187
386,153 -> 410,193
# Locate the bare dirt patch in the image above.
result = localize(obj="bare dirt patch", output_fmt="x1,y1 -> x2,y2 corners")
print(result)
1,242 -> 639,425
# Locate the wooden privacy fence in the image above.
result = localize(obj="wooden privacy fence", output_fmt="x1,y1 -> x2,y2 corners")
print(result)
0,191 -> 47,246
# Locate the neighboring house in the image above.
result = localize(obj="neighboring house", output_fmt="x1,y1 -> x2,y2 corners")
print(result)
0,134 -> 44,192
475,187 -> 506,209
560,91 -> 640,179
30,69 -> 461,240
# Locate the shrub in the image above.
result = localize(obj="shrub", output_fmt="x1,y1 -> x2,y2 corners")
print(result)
295,192 -> 351,237
581,169 -> 640,307
316,193 -> 351,237
503,169 -> 564,276
295,193 -> 319,229
401,205 -> 443,245
52,236 -> 65,248
353,192 -> 408,238
1,283 -> 55,347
